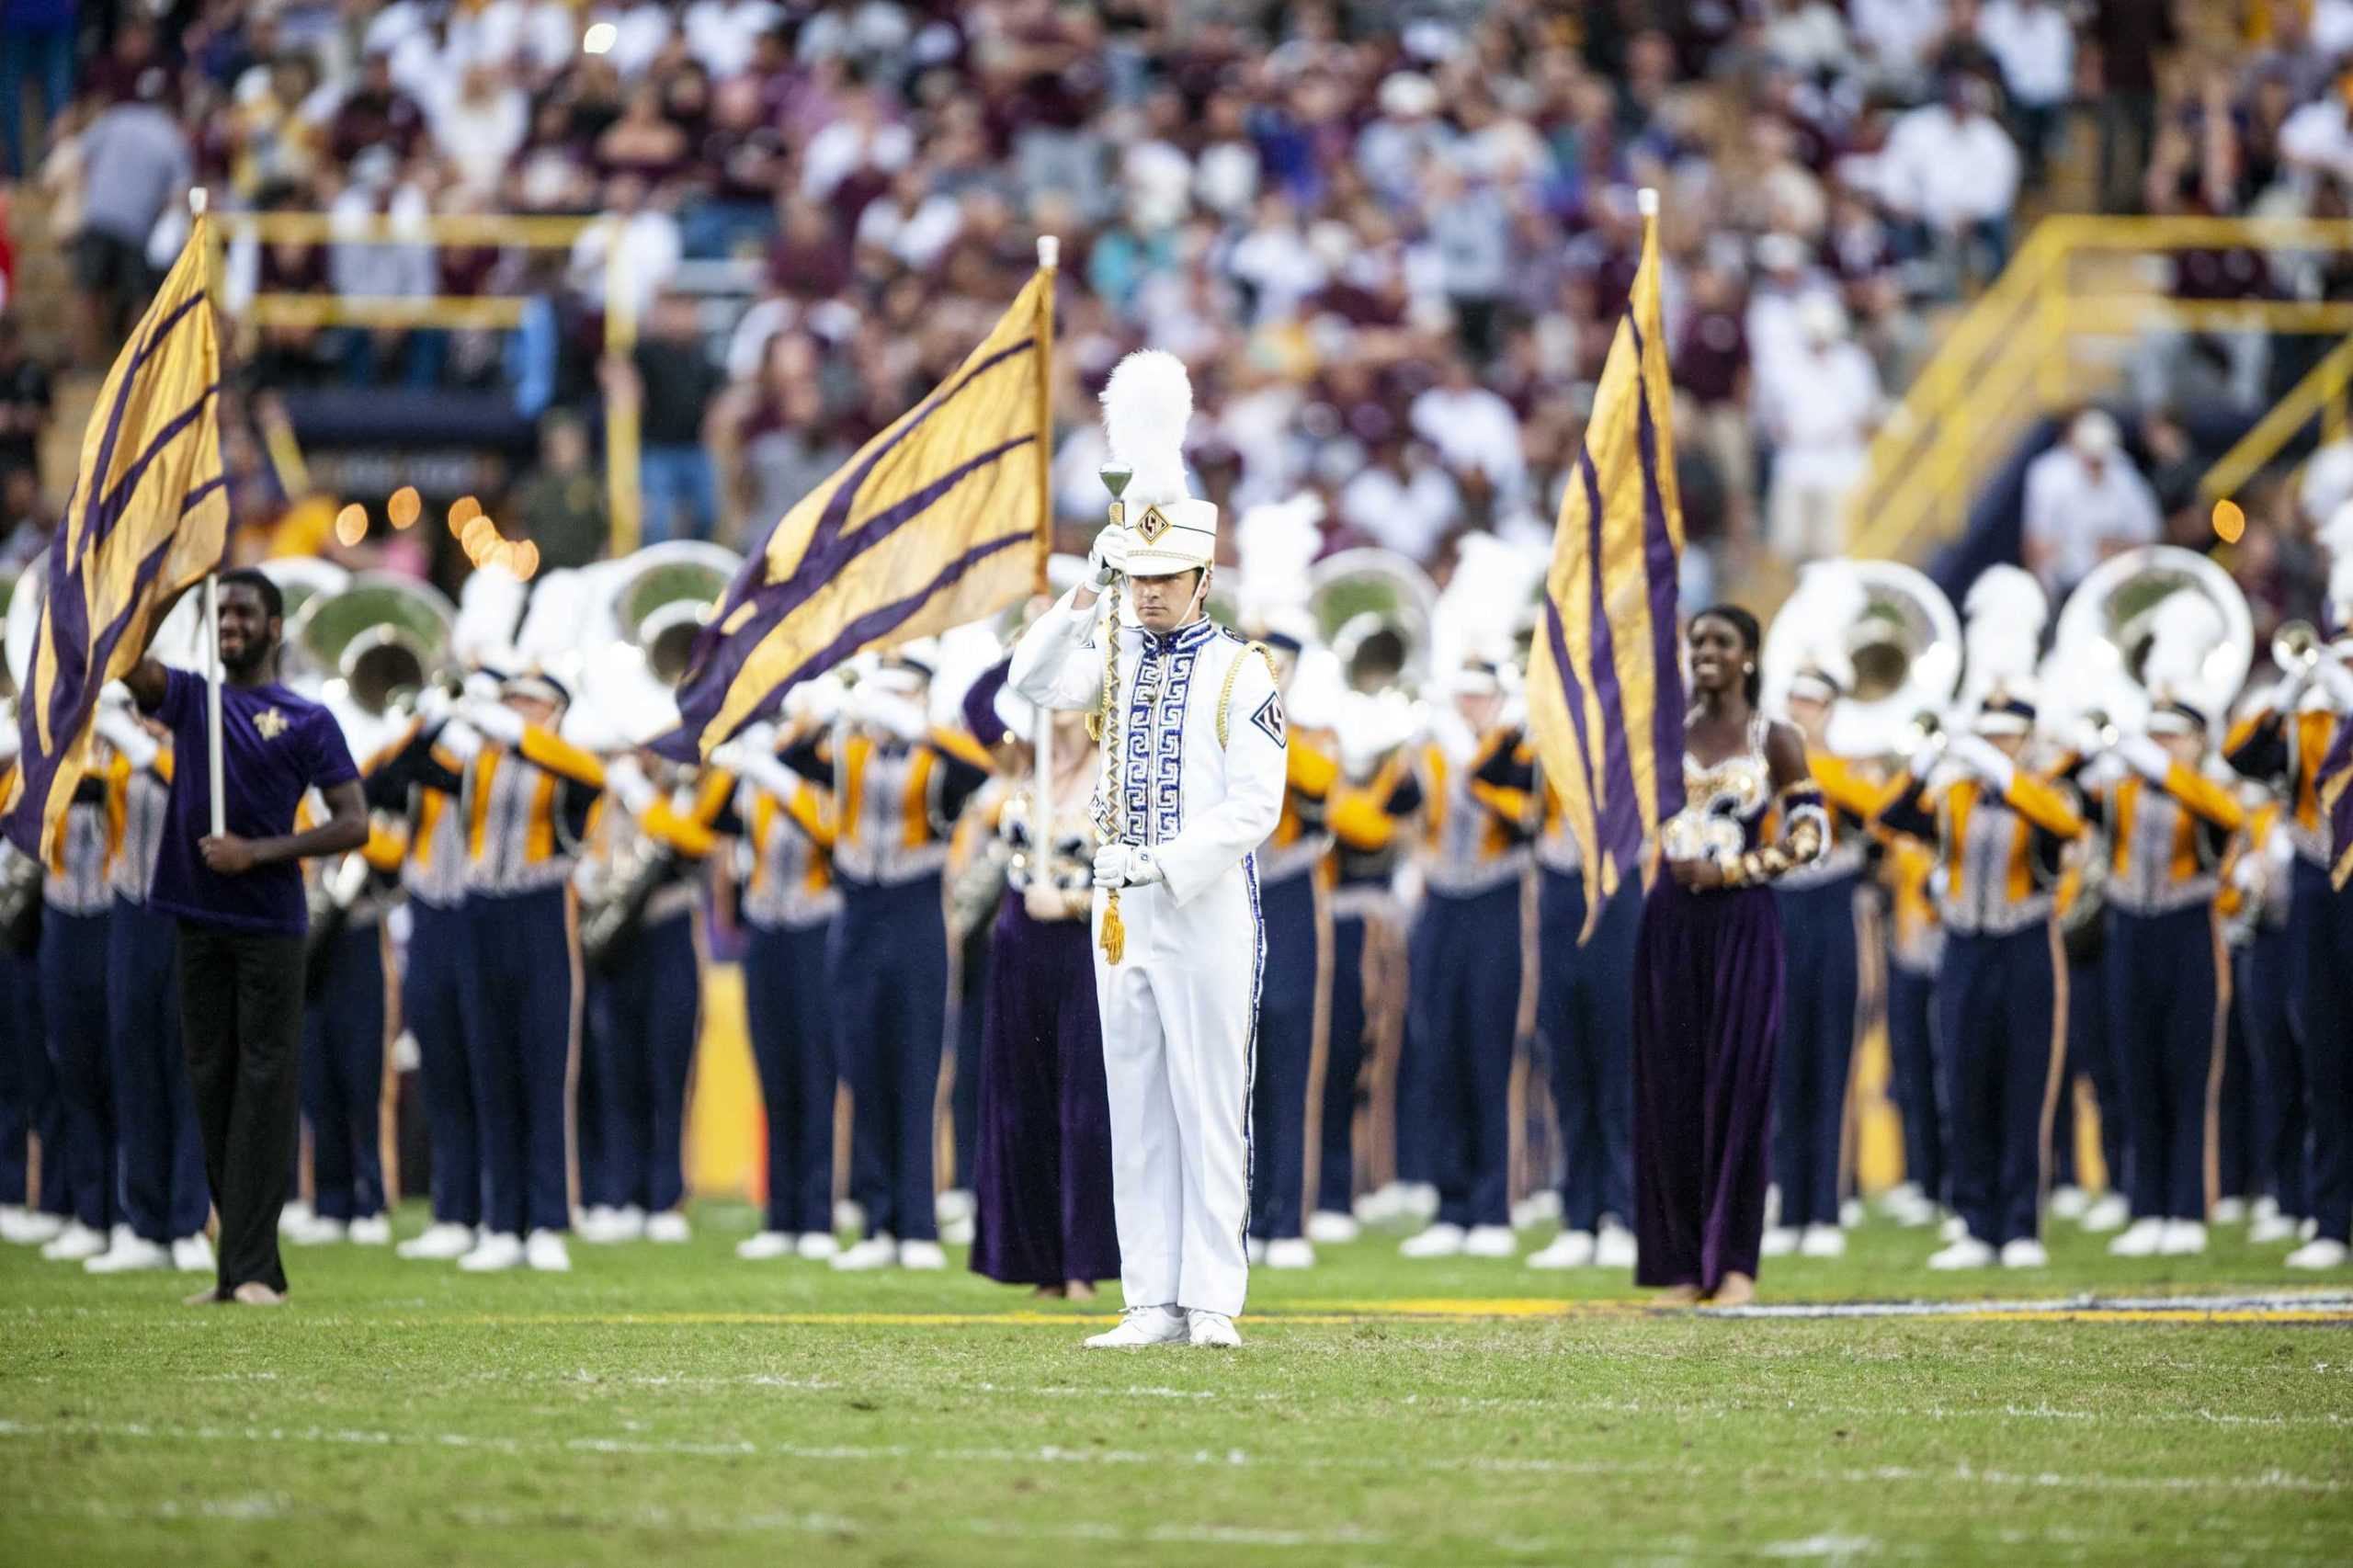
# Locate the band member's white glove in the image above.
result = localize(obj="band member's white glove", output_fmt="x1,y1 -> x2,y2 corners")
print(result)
1086,523 -> 1131,588
1905,743 -> 1941,781
2078,750 -> 2128,790
460,699 -> 528,747
1946,734 -> 2016,794
606,756 -> 657,814
435,720 -> 483,763
2314,656 -> 2353,713
1091,843 -> 1162,889
462,671 -> 504,705
707,739 -> 754,777
2116,734 -> 2170,783
784,673 -> 847,728
414,683 -> 456,724
94,707 -> 160,771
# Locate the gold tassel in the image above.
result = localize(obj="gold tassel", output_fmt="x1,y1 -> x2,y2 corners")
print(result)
1098,888 -> 1124,964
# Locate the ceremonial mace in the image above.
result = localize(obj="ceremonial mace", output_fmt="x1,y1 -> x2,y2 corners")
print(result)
1092,460 -> 1131,964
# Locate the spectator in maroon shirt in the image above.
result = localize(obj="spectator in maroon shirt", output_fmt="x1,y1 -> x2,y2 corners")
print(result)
767,194 -> 850,300
329,51 -> 424,166
1675,263 -> 1756,547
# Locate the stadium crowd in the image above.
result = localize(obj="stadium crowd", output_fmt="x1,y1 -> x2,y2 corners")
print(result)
0,0 -> 2342,620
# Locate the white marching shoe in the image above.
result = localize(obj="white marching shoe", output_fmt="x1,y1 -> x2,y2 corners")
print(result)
458,1231 -> 525,1272
4,1207 -> 63,1245
1594,1221 -> 1638,1269
795,1232 -> 840,1262
2284,1238 -> 2348,1270
1305,1211 -> 1359,1245
1463,1224 -> 1517,1258
347,1215 -> 392,1246
1938,1214 -> 1970,1244
2249,1210 -> 2302,1245
576,1205 -> 621,1243
736,1231 -> 797,1261
1264,1238 -> 1316,1270
1927,1236 -> 1995,1270
1187,1309 -> 1242,1348
2211,1198 -> 2247,1225
1799,1224 -> 1846,1259
41,1221 -> 107,1263
278,1199 -> 313,1235
643,1210 -> 691,1244
1527,1230 -> 1596,1270
86,1233 -> 171,1273
2108,1218 -> 2166,1257
1880,1184 -> 1939,1228
2079,1192 -> 2131,1233
829,1234 -> 899,1271
1084,1305 -> 1188,1348
1399,1222 -> 1465,1259
1759,1226 -> 1800,1258
937,1189 -> 976,1245
2159,1220 -> 2208,1256
524,1230 -> 572,1272
0,1205 -> 28,1244
1512,1190 -> 1563,1230
288,1215 -> 347,1246
172,1233 -> 214,1273
2047,1184 -> 2090,1221
897,1240 -> 947,1269
1999,1239 -> 2049,1268
399,1222 -> 478,1260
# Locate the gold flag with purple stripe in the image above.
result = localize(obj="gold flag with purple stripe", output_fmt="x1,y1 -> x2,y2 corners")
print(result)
2322,712 -> 2353,891
662,264 -> 1055,759
1525,194 -> 1685,934
3,212 -> 228,860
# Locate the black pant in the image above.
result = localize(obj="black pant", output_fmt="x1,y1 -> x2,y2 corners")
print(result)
177,920 -> 306,1297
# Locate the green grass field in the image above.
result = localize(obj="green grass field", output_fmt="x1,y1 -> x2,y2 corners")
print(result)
5,1204 -> 2348,1566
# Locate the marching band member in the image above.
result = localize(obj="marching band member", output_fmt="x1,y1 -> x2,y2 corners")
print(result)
1310,693 -> 1422,1246
2224,622 -> 2353,1271
782,643 -> 992,1272
290,800 -> 405,1248
950,659 -> 1119,1297
583,758 -> 732,1244
1398,654 -> 1534,1262
1526,770 -> 1641,1272
711,705 -> 844,1261
1245,618 -> 1339,1271
0,785 -> 68,1245
1764,652 -> 1882,1261
368,704 -> 482,1261
1008,348 -> 1287,1348
86,699 -> 211,1272
35,763 -> 117,1263
1875,684 -> 2085,1270
420,673 -> 607,1274
1881,835 -> 1946,1226
2082,695 -> 2242,1256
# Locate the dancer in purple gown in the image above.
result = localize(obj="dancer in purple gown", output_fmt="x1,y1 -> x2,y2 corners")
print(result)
1634,607 -> 1825,1305
961,661 -> 1120,1298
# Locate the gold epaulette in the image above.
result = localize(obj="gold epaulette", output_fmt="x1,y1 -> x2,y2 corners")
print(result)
1217,640 -> 1279,748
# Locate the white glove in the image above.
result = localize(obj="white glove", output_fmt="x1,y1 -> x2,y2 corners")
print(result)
606,755 -> 656,814
854,687 -> 927,743
1091,843 -> 1163,889
2314,657 -> 2353,713
784,673 -> 847,728
98,680 -> 132,712
1906,744 -> 1940,780
95,708 -> 160,771
1947,734 -> 2016,794
436,719 -> 483,763
414,683 -> 455,725
707,739 -> 754,777
462,671 -> 504,705
2116,734 -> 2169,783
1086,523 -> 1131,588
460,699 -> 527,748
2079,751 -> 2128,790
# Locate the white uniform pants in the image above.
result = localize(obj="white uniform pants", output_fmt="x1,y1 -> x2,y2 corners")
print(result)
1090,863 -> 1263,1318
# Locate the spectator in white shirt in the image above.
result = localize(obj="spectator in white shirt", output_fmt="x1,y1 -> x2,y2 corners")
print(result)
683,0 -> 784,79
569,173 -> 683,323
429,66 -> 529,199
2298,425 -> 2353,531
1977,0 -> 2074,184
853,168 -> 964,271
1850,0 -> 1949,93
1409,360 -> 1528,520
2021,410 -> 2161,599
1881,74 -> 2021,292
1762,297 -> 1882,563
1745,232 -> 1843,396
1337,438 -> 1461,564
2280,77 -> 2353,187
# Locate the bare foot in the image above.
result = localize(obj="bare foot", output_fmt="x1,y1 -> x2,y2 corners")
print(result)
1711,1272 -> 1756,1307
1032,1284 -> 1067,1301
230,1283 -> 287,1307
1655,1283 -> 1704,1304
1065,1279 -> 1097,1301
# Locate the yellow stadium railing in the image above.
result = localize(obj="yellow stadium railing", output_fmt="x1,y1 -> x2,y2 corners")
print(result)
1848,216 -> 2353,562
209,211 -> 645,553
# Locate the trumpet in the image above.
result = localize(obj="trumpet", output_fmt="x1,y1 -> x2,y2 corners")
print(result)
2273,619 -> 2325,675
1898,709 -> 1947,756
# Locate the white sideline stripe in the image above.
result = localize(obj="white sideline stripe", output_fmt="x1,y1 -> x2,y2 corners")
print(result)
0,1418 -> 2340,1495
1703,1290 -> 2353,1320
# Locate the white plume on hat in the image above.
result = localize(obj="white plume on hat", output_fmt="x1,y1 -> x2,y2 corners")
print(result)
925,619 -> 1002,730
1236,494 -> 1324,631
455,562 -> 529,669
1781,561 -> 1866,699
2142,589 -> 2226,716
1433,533 -> 1545,685
1101,349 -> 1194,511
1961,563 -> 2047,706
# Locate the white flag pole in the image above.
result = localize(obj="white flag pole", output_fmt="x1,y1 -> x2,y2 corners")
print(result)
204,574 -> 225,837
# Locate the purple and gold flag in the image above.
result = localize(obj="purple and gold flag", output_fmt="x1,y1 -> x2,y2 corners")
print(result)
3,213 -> 229,860
661,263 -> 1056,760
2321,710 -> 2353,891
1525,191 -> 1686,936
